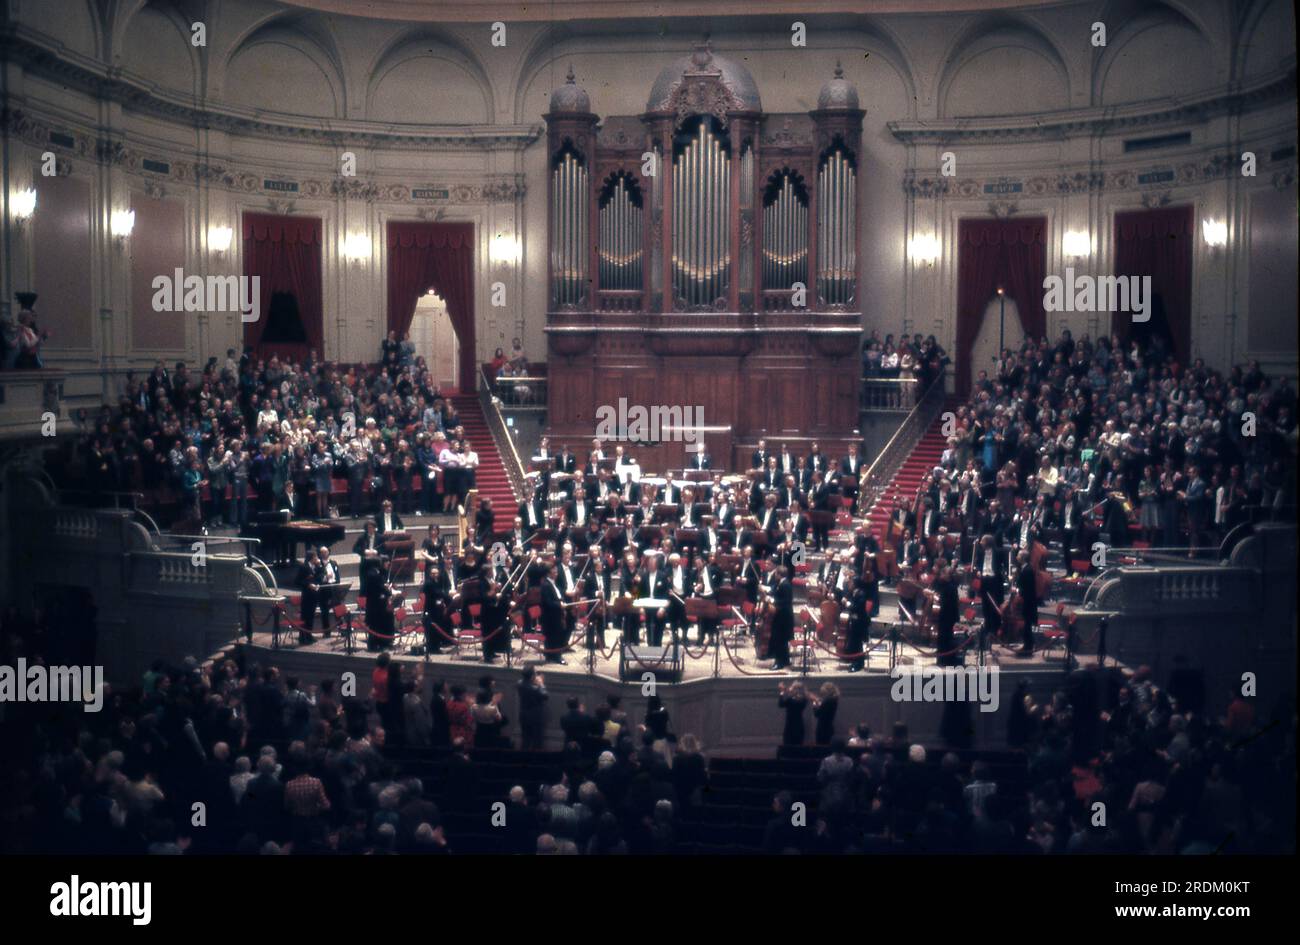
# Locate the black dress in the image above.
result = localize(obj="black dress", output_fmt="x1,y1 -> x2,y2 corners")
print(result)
779,694 -> 807,746
813,697 -> 838,745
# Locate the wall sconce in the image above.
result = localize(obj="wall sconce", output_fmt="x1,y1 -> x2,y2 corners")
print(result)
209,225 -> 233,254
1062,230 -> 1092,259
11,188 -> 36,225
490,233 -> 521,267
110,209 -> 136,244
342,232 -> 371,264
908,233 -> 939,267
1201,219 -> 1227,250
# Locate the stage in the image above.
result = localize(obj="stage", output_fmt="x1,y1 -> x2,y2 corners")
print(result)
235,622 -> 1095,756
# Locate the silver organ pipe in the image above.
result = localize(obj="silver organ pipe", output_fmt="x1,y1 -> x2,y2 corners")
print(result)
597,175 -> 644,293
673,121 -> 730,307
551,151 -> 590,306
761,172 -> 809,294
816,149 -> 855,306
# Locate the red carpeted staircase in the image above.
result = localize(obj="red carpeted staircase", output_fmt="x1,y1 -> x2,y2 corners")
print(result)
450,394 -> 518,512
863,406 -> 952,541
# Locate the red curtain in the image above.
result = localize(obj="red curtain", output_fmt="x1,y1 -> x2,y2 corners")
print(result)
955,217 -> 1047,394
387,221 -> 476,387
1113,206 -> 1193,363
242,213 -> 323,357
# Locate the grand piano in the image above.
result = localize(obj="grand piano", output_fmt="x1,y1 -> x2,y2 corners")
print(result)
244,513 -> 346,566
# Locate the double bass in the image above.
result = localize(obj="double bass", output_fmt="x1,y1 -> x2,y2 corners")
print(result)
753,584 -> 774,660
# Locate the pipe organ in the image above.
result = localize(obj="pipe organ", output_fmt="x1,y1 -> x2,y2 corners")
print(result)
598,172 -> 643,292
550,146 -> 589,307
673,118 -> 732,308
544,49 -> 866,471
817,145 -> 857,307
762,169 -> 809,292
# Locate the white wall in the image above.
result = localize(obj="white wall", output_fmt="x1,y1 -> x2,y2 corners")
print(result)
2,0 -> 1295,410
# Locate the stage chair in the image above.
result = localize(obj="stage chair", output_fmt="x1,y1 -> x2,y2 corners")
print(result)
451,610 -> 483,661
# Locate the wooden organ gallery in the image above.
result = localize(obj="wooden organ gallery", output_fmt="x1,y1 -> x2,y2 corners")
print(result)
543,47 -> 867,472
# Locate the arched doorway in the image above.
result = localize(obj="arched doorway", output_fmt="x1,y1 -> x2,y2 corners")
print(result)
410,290 -> 460,391
970,294 -> 1021,387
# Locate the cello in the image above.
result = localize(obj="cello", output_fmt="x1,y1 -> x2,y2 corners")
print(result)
753,584 -> 774,660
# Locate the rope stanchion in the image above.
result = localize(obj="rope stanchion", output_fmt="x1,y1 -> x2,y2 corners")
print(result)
517,635 -> 577,656
678,638 -> 712,660
719,630 -> 786,677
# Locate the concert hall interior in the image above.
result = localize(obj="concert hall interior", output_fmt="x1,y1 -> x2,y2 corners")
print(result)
0,0 -> 1295,861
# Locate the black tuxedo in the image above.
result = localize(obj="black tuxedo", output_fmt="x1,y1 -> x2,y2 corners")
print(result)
309,559 -> 341,632
637,568 -> 667,646
768,578 -> 795,667
665,563 -> 693,640
295,561 -> 318,638
713,503 -> 735,530
353,530 -> 382,558
935,577 -> 961,666
1016,562 -> 1038,653
375,510 -> 404,534
518,498 -> 545,535
689,452 -> 711,470
583,568 -> 611,646
421,569 -> 451,652
540,578 -> 568,661
751,449 -> 769,470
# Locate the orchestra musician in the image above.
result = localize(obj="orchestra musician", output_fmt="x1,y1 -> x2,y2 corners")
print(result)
751,439 -> 769,471
353,520 -> 383,559
295,548 -> 320,644
688,444 -> 711,470
934,564 -> 961,667
665,552 -> 693,644
809,471 -> 836,552
767,565 -> 795,670
1014,549 -> 1038,657
361,549 -> 395,651
737,546 -> 761,606
638,555 -> 668,647
692,551 -> 721,645
310,545 -> 341,636
618,550 -> 642,644
480,557 -> 509,663
845,566 -> 877,672
584,552 -> 610,648
476,496 -> 496,540
540,562 -> 569,664
375,498 -> 404,535
972,533 -> 1005,646
778,443 -> 795,476
557,544 -> 581,643
840,444 -> 862,504
422,564 -> 451,655
507,516 -> 528,554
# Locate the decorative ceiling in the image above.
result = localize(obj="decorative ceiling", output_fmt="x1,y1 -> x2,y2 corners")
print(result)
280,0 -> 1065,22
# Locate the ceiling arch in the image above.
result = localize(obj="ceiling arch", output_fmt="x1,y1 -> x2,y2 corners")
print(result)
937,14 -> 1071,118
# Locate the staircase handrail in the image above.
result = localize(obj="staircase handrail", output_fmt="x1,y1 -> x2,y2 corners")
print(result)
857,374 -> 947,516
478,366 -> 526,501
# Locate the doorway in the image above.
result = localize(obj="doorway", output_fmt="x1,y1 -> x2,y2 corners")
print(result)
970,294 -> 1021,387
410,290 -> 460,391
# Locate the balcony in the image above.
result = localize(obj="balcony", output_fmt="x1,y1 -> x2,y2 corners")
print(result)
0,368 -> 67,440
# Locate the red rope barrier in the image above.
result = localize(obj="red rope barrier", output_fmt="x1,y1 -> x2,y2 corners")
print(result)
719,630 -> 785,677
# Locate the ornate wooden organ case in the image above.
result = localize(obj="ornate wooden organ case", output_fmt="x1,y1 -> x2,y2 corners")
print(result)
544,49 -> 865,472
